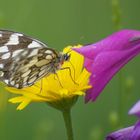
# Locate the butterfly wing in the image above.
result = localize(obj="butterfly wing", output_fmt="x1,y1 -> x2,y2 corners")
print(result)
0,30 -> 47,70
0,30 -> 58,88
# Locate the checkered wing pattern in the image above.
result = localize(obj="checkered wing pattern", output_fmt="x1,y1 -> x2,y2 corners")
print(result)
0,30 -> 58,88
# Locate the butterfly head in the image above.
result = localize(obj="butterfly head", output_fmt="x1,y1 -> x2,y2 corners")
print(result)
58,53 -> 71,65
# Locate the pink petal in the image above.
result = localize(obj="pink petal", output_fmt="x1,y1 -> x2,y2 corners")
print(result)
73,29 -> 140,102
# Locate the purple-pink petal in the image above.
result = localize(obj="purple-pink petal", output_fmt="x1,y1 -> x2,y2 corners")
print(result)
129,100 -> 140,117
130,121 -> 140,140
73,29 -> 140,102
106,126 -> 134,140
106,101 -> 140,140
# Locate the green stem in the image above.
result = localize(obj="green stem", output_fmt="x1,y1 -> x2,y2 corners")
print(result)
62,109 -> 74,140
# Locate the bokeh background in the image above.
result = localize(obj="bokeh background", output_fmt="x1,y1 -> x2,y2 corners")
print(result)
0,0 -> 140,140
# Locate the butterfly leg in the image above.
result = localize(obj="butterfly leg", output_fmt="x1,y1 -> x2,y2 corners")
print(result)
59,67 -> 79,85
68,61 -> 76,80
33,80 -> 43,94
54,73 -> 63,88
39,79 -> 43,94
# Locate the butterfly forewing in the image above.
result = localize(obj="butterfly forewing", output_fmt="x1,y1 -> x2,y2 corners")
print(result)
0,30 -> 59,88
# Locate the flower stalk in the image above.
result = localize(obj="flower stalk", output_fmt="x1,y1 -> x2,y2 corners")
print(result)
62,109 -> 74,140
47,96 -> 77,140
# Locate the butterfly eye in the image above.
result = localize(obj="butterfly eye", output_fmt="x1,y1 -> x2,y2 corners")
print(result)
64,54 -> 70,61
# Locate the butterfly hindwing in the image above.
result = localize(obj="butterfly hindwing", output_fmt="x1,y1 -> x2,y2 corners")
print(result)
7,47 -> 57,88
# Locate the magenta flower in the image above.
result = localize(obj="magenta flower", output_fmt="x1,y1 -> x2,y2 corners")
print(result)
106,100 -> 140,140
73,29 -> 140,102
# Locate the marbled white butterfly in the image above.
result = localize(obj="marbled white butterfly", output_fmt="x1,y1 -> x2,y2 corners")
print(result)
0,30 -> 70,89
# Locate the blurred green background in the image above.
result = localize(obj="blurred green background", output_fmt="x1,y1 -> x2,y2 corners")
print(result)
0,0 -> 140,140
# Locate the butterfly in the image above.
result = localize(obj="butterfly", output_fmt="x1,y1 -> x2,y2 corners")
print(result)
0,30 -> 70,89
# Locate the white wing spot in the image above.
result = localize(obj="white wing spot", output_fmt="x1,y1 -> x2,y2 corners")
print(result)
0,64 -> 4,68
23,77 -> 28,83
10,81 -> 15,86
15,84 -> 19,88
28,49 -> 38,57
21,70 -> 31,78
20,50 -> 28,56
18,67 -> 29,73
14,33 -> 23,36
0,34 -> 2,37
0,46 -> 9,53
28,41 -> 41,48
0,71 -> 4,77
29,58 -> 38,65
28,76 -> 37,84
36,59 -> 49,67
5,34 -> 19,45
46,55 -> 53,60
4,79 -> 9,84
12,49 -> 24,57
45,50 -> 53,54
19,59 -> 37,70
1,52 -> 11,59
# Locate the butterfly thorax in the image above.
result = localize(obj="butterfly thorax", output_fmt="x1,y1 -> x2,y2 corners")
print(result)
53,52 -> 70,71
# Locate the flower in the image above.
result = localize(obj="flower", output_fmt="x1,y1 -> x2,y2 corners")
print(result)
106,126 -> 134,140
6,45 -> 91,110
73,29 -> 140,102
106,100 -> 140,140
